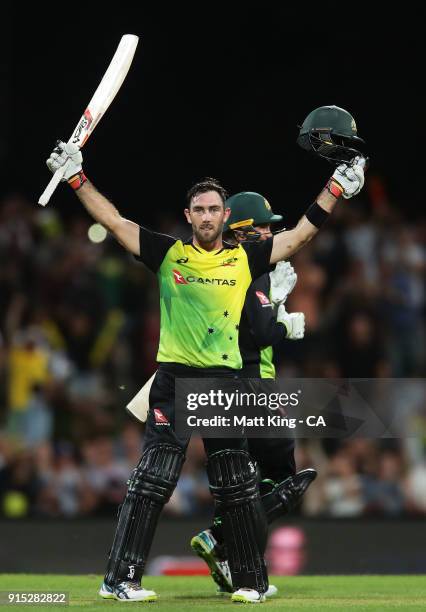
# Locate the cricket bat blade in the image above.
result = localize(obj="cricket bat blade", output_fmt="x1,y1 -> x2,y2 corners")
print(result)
38,34 -> 139,206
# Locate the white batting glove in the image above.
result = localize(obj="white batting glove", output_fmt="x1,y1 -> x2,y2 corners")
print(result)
46,141 -> 83,181
330,156 -> 366,199
277,305 -> 305,340
270,261 -> 297,306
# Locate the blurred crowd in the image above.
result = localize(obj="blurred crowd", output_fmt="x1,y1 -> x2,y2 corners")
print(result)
0,175 -> 425,519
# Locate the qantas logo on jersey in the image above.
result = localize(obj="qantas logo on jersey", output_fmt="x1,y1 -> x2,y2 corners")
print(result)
153,408 -> 170,425
173,269 -> 189,284
256,291 -> 272,307
173,269 -> 236,286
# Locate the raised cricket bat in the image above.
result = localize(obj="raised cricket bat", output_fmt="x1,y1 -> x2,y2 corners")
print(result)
38,34 -> 139,206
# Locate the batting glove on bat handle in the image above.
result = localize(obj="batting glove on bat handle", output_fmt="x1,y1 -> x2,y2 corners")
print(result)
45,140 -> 87,188
39,140 -> 87,206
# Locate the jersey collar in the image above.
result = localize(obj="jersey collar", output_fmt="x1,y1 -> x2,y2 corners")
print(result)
185,237 -> 238,255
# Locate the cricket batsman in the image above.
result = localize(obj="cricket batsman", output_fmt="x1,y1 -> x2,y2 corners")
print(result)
45,105 -> 365,603
127,193 -> 317,598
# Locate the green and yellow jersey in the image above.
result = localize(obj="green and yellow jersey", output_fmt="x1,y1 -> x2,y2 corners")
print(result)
136,227 -> 273,369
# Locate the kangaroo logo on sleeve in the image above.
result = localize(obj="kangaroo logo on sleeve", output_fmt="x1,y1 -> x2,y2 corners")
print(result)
154,408 -> 170,425
256,290 -> 272,307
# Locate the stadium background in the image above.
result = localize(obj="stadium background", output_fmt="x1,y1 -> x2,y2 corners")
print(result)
1,5 -> 424,575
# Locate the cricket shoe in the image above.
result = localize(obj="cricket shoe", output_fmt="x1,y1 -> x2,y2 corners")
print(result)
99,581 -> 157,602
191,529 -> 233,592
265,584 -> 278,597
231,588 -> 266,604
217,584 -> 278,598
279,468 -> 317,512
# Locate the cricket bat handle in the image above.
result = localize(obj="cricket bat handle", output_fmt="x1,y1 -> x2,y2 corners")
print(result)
38,164 -> 68,206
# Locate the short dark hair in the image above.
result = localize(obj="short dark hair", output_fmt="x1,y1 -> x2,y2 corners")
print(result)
186,177 -> 228,207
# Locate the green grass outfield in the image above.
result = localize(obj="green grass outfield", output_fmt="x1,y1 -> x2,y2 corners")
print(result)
0,575 -> 425,611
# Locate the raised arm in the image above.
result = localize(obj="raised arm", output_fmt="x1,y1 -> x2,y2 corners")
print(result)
270,188 -> 337,263
74,181 -> 140,255
270,158 -> 365,264
46,141 -> 140,256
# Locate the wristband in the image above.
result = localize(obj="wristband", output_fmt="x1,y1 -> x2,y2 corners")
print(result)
305,202 -> 330,228
68,170 -> 87,191
326,178 -> 344,198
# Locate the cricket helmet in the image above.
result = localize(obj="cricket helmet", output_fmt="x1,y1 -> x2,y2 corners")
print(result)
224,191 -> 283,241
297,105 -> 367,165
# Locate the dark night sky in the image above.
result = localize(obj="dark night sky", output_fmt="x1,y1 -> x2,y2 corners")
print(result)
5,5 -> 423,226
